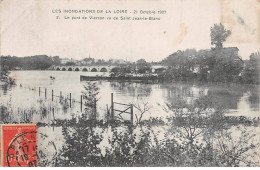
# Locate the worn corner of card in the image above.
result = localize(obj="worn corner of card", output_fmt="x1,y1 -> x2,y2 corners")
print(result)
1,124 -> 37,167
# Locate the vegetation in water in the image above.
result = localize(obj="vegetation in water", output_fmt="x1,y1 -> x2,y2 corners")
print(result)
0,71 -> 260,166
52,85 -> 260,167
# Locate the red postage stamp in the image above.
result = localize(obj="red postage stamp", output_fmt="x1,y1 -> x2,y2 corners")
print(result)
1,124 -> 37,167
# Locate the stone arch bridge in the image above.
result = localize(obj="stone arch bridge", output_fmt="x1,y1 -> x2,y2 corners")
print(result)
53,65 -> 166,73
53,65 -> 117,72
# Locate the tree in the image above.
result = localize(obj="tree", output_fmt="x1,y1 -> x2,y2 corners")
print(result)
83,57 -> 94,64
65,61 -> 75,66
241,52 -> 260,84
110,64 -> 133,77
208,48 -> 244,82
82,82 -> 100,119
59,125 -> 103,166
196,50 -> 213,81
0,55 -> 58,70
210,23 -> 231,49
53,56 -> 61,65
0,57 -> 9,79
0,56 -> 16,84
133,99 -> 152,125
162,49 -> 197,81
136,59 -> 151,74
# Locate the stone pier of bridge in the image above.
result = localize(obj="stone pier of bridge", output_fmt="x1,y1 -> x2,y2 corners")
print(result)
53,65 -> 116,72
52,65 -> 166,73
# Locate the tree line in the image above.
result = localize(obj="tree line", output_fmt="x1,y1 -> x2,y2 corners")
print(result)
111,23 -> 260,84
0,55 -> 61,83
1,23 -> 259,84
0,55 -> 61,70
160,49 -> 260,84
159,23 -> 260,84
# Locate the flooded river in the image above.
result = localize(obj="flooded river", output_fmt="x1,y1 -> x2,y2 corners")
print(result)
0,70 -> 259,166
0,70 -> 259,123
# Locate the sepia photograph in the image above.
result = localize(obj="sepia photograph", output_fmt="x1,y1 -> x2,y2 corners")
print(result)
0,0 -> 260,167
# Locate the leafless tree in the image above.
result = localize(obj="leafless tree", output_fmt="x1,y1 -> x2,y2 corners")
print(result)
133,99 -> 152,125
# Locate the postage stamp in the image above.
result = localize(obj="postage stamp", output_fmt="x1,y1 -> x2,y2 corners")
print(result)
1,124 -> 37,167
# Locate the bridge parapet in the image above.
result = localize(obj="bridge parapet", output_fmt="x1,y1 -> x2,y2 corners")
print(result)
53,64 -> 166,73
53,65 -> 117,72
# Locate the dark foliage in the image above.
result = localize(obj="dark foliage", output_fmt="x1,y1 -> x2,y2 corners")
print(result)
0,55 -> 61,70
241,52 -> 260,84
210,23 -> 231,49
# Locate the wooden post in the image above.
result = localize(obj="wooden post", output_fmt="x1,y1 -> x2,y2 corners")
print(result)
45,88 -> 47,99
52,90 -> 54,101
111,93 -> 114,120
130,104 -> 133,125
106,104 -> 110,123
52,108 -> 56,121
39,87 -> 40,96
69,93 -> 71,108
80,95 -> 83,112
94,98 -> 97,117
60,91 -> 62,102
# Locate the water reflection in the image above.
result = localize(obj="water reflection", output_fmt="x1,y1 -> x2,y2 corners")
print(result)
248,87 -> 260,109
1,71 -> 260,166
109,82 -> 152,98
0,71 -> 259,125
160,84 -> 260,115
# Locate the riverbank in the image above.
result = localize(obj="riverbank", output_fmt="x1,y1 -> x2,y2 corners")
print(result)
7,69 -> 260,86
0,74 -> 16,86
80,74 -> 158,82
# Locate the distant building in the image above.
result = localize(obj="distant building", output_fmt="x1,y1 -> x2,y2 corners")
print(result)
60,58 -> 73,65
78,60 -> 87,65
222,47 -> 239,56
213,47 -> 243,63
109,59 -> 127,65
83,57 -> 95,65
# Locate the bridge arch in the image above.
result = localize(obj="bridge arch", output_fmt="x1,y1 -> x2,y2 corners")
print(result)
91,68 -> 97,72
56,65 -> 117,72
100,68 -> 107,72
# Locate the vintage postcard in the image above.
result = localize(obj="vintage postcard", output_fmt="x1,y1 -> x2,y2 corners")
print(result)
0,0 -> 260,167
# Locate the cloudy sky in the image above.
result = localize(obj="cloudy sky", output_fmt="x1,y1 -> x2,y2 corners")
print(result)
1,0 -> 259,61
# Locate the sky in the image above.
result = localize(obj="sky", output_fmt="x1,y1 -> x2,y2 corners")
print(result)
0,0 -> 259,62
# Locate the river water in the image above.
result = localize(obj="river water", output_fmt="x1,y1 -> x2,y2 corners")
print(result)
0,70 -> 259,123
1,70 -> 260,166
